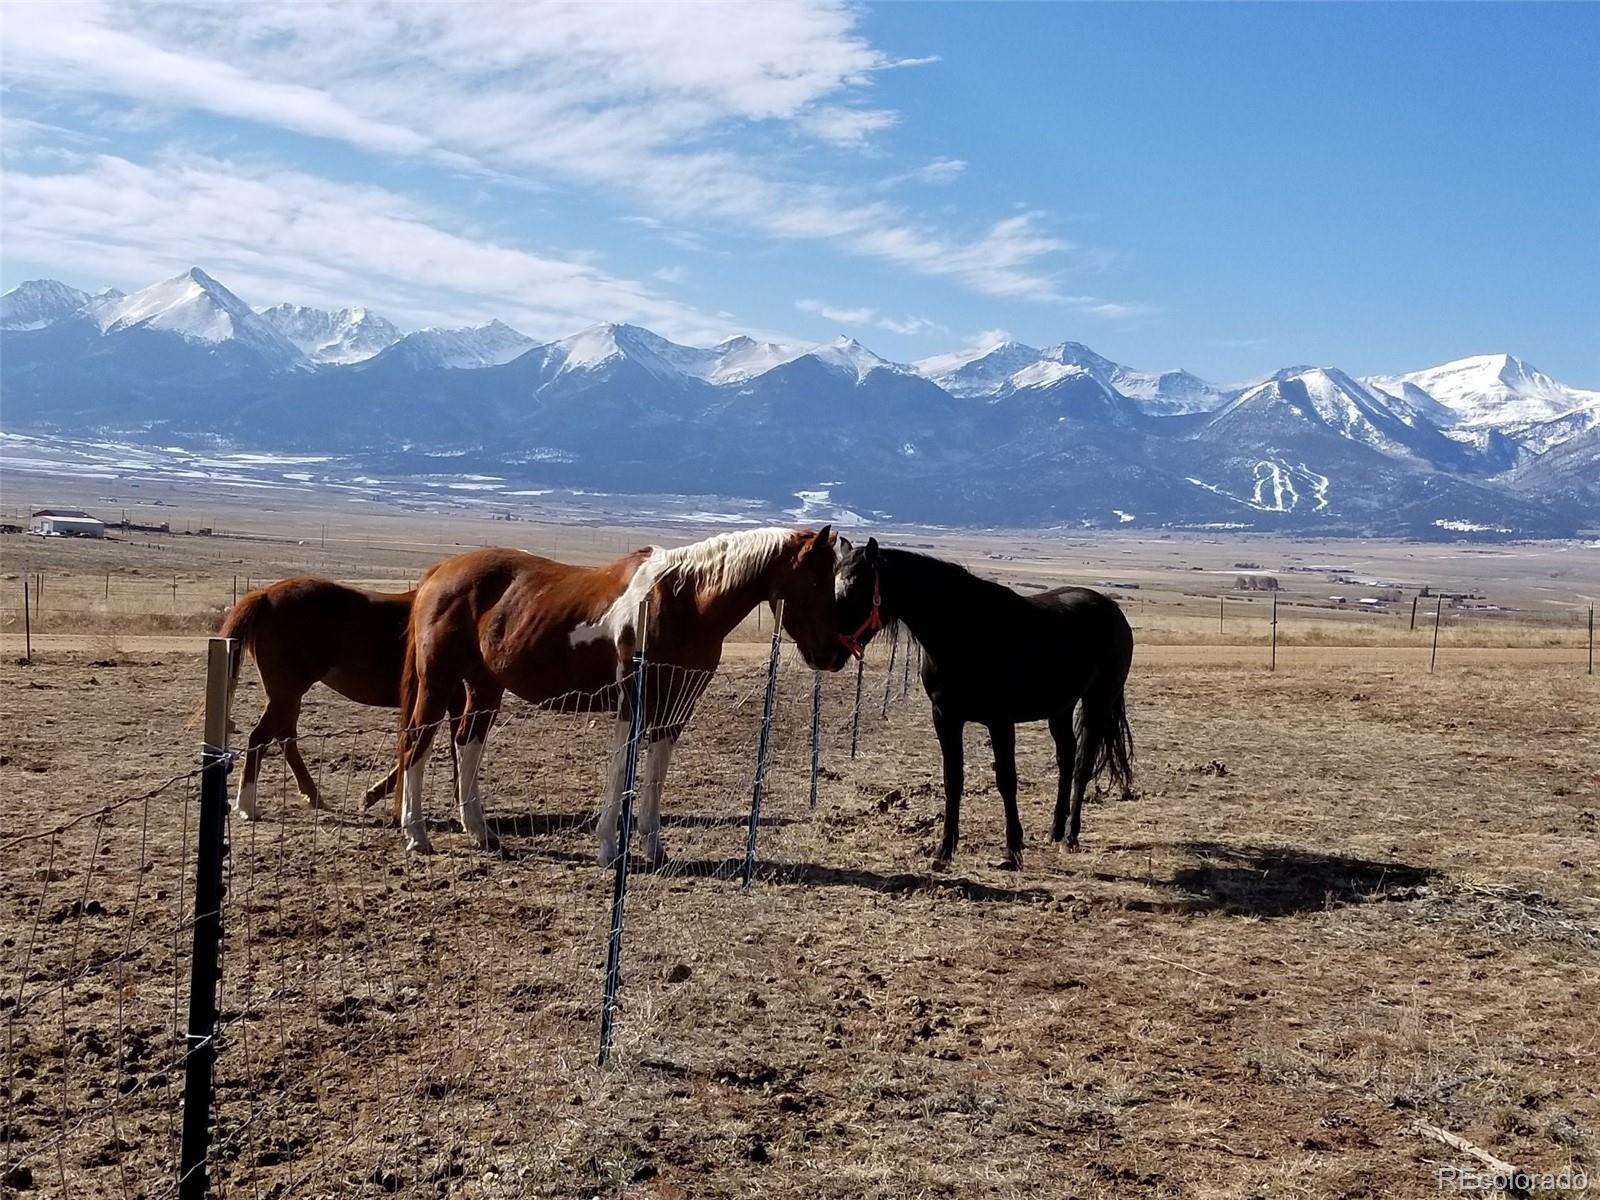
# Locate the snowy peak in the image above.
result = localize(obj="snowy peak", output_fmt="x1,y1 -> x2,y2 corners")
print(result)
709,336 -> 803,383
379,318 -> 534,370
93,268 -> 308,367
1,280 -> 92,330
258,303 -> 402,364
913,339 -> 1043,397
544,322 -> 720,382
1366,354 -> 1599,429
913,336 -> 1225,414
804,335 -> 903,384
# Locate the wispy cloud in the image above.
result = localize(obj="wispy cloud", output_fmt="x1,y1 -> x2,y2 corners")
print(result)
796,298 -> 945,337
1,152 -> 743,343
0,1 -> 1114,305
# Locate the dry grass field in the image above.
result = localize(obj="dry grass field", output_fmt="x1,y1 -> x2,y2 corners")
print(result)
1,490 -> 1598,1198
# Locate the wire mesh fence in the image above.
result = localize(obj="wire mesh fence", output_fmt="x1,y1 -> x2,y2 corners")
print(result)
1,623 -> 919,1197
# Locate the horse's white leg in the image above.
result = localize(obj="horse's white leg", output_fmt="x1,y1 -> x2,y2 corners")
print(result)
401,736 -> 436,855
639,735 -> 678,867
454,735 -> 498,851
234,751 -> 260,821
597,713 -> 632,866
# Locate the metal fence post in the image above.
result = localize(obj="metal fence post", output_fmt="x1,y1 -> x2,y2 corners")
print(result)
598,601 -> 650,1068
880,624 -> 898,719
742,601 -> 784,887
808,669 -> 822,809
849,656 -> 864,759
1588,605 -> 1594,676
1270,593 -> 1278,672
22,577 -> 31,664
179,638 -> 235,1199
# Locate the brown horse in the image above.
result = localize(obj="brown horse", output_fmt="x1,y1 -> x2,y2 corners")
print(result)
396,526 -> 848,858
221,577 -> 449,818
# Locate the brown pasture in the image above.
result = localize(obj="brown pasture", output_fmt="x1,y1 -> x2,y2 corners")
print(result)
0,500 -> 1597,1198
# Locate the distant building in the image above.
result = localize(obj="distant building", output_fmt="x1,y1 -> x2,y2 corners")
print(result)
29,508 -> 107,538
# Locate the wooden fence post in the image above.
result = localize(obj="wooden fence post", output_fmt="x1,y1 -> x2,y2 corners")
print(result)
23,577 -> 32,664
179,638 -> 235,1198
1430,596 -> 1443,674
1410,596 -> 1418,631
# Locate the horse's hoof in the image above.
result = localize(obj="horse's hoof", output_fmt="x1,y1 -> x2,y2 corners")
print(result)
1063,837 -> 1081,853
994,853 -> 1023,872
233,806 -> 259,823
405,833 -> 436,855
475,832 -> 501,853
646,851 -> 669,872
598,844 -> 619,868
929,854 -> 952,873
302,792 -> 325,811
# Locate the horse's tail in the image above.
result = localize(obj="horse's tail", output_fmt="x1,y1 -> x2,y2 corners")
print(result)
1078,619 -> 1134,795
184,589 -> 267,731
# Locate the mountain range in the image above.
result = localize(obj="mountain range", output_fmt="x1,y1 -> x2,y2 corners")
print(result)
2,268 -> 1596,536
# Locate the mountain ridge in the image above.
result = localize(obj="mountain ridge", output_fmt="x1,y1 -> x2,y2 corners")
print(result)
3,267 -> 1596,536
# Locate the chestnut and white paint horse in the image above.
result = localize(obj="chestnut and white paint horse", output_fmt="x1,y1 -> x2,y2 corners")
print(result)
395,526 -> 849,859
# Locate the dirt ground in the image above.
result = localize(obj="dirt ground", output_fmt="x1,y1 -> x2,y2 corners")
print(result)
3,621 -> 1597,1198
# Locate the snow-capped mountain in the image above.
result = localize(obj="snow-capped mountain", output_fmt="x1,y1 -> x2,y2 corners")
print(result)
368,319 -> 534,370
803,335 -> 906,384
0,280 -> 94,330
704,335 -> 802,384
91,268 -> 310,369
1214,367 -> 1463,462
259,303 -> 402,365
913,339 -> 1044,398
1367,354 -> 1600,429
913,338 -> 1225,415
3,266 -> 1596,536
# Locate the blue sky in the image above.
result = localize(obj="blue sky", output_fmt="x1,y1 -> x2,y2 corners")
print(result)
2,1 -> 1595,386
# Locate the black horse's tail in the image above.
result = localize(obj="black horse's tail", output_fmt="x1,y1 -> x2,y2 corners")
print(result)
1078,622 -> 1134,794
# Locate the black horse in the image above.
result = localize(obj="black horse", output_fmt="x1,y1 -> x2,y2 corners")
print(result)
836,539 -> 1134,867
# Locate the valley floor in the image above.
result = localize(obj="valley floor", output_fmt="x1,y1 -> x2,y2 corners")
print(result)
3,633 -> 1596,1198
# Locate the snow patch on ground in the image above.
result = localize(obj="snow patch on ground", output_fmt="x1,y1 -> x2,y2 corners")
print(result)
786,487 -> 865,525
1434,518 -> 1512,534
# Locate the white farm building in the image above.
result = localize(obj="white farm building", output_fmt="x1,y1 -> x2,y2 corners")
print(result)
29,508 -> 107,539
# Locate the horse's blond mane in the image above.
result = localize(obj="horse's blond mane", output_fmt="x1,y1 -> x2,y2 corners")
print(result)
656,526 -> 796,595
572,527 -> 799,651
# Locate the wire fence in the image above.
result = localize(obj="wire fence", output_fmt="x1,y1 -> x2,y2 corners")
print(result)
1,623 -> 922,1197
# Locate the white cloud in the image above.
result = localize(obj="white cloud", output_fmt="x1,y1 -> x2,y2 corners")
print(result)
1,152 -> 744,343
1,4 -> 432,156
0,0 -> 1121,305
799,106 -> 899,147
796,298 -> 944,337
652,266 -> 689,284
916,157 -> 967,184
798,298 -> 877,324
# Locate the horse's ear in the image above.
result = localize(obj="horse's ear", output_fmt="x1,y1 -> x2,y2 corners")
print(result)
866,536 -> 880,561
821,524 -> 838,548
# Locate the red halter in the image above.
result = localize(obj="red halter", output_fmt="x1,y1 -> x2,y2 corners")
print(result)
838,570 -> 882,660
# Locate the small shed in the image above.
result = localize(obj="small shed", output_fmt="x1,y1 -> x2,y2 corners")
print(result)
29,508 -> 107,538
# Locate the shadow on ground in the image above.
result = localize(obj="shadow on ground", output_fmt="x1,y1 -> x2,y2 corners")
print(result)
1162,841 -> 1436,918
